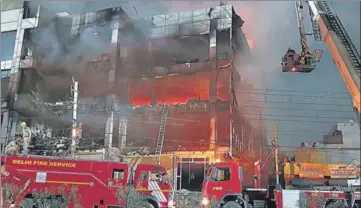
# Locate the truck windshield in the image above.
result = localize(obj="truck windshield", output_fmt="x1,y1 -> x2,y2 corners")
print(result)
205,167 -> 230,181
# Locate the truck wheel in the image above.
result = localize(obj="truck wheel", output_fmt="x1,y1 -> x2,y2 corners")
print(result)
325,201 -> 348,208
223,201 -> 242,208
138,201 -> 155,208
21,198 -> 34,208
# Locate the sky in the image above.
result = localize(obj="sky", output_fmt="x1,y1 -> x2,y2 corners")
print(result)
33,1 -> 360,147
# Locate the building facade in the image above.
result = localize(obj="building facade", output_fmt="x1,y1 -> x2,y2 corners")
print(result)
1,1 -> 40,150
2,2 -> 265,190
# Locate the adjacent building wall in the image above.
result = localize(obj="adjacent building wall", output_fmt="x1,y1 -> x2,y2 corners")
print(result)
1,3 -> 39,149
324,122 -> 360,164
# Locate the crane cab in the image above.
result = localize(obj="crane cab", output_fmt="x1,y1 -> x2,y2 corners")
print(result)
281,48 -> 323,73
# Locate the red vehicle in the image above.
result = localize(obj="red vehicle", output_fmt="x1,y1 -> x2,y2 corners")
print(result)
201,161 -> 361,208
201,161 -> 267,208
0,155 -> 175,208
275,188 -> 361,208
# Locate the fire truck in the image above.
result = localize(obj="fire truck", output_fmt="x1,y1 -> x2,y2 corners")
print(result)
200,161 -> 361,208
201,161 -> 267,208
0,155 -> 175,208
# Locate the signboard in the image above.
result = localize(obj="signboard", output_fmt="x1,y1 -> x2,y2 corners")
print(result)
298,163 -> 325,179
36,172 -> 47,183
329,164 -> 357,179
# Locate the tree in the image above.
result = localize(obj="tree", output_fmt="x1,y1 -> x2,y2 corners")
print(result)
3,183 -> 22,207
2,183 -> 82,208
116,185 -> 151,208
31,185 -> 82,208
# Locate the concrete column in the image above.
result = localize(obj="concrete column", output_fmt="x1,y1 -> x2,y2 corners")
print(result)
7,9 -> 25,142
104,18 -> 118,157
209,73 -> 217,150
104,110 -> 114,160
119,115 -> 127,152
209,19 -> 217,60
108,16 -> 129,152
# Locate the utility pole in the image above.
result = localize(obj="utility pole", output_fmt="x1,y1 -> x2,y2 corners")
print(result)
0,1 -> 3,205
71,78 -> 79,159
241,124 -> 244,151
273,125 -> 279,186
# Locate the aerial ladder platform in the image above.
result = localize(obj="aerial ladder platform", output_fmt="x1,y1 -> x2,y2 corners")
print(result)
283,1 -> 360,123
308,1 -> 360,121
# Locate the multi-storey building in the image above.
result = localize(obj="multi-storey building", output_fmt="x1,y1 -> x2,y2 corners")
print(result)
2,2 -> 266,190
1,1 -> 40,148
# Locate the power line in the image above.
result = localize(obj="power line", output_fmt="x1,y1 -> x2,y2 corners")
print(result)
265,145 -> 361,151
277,133 -> 325,137
234,91 -> 351,100
265,129 -> 328,134
240,112 -> 353,120
239,88 -> 350,95
241,105 -> 354,113
240,117 -> 347,124
128,136 -> 360,153
237,100 -> 352,107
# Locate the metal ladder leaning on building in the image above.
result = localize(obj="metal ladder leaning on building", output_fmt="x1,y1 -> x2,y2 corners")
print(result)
155,105 -> 169,160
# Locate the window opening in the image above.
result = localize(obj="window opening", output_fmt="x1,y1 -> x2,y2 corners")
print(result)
215,167 -> 231,181
112,169 -> 124,180
140,171 -> 148,181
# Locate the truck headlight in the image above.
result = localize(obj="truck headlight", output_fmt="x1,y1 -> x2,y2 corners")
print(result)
201,197 -> 210,206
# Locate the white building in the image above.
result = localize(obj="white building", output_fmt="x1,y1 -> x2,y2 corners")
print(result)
1,0 -> 40,149
323,121 -> 360,164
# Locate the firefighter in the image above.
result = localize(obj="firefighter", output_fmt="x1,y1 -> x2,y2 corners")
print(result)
5,139 -> 19,155
20,121 -> 32,155
76,123 -> 82,145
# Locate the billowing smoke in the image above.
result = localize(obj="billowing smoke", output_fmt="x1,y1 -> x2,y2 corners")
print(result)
156,1 -> 297,86
24,1 -> 298,148
29,4 -> 113,63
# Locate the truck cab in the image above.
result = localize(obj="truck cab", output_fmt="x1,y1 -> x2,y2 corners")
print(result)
201,162 -> 247,208
201,161 -> 269,208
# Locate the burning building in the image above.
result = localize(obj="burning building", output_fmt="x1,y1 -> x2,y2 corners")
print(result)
3,2 -> 266,190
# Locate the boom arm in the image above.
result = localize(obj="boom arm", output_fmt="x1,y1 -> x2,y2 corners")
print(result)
295,1 -> 311,65
307,1 -> 361,118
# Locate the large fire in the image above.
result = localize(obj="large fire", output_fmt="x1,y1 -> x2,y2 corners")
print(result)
128,70 -> 231,106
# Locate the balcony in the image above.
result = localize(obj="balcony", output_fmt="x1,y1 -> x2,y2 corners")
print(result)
13,93 -> 73,124
13,93 -> 108,127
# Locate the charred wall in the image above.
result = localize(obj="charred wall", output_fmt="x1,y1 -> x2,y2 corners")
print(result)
126,102 -> 230,153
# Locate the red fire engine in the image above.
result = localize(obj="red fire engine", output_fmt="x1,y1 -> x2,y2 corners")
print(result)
275,188 -> 361,208
0,155 -> 175,208
201,161 -> 361,208
201,161 -> 267,208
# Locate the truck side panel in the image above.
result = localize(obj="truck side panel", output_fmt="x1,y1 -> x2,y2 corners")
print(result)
281,190 -> 300,208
